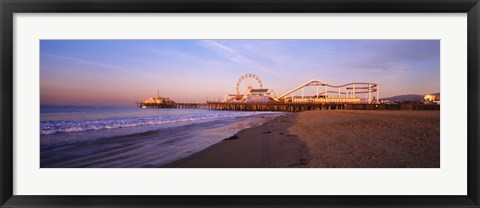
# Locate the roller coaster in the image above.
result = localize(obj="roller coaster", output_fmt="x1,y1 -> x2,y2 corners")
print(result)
226,74 -> 379,104
277,79 -> 379,103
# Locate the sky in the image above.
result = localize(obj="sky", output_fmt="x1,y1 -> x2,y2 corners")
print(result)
40,40 -> 440,105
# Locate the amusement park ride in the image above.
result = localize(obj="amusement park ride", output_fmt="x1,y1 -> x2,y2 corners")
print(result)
139,73 -> 380,107
138,73 -> 442,111
225,73 -> 278,103
225,73 -> 379,104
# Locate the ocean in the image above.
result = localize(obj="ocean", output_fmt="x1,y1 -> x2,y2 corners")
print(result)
40,105 -> 282,168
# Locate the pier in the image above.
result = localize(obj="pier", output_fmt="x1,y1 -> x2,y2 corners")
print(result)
137,74 -> 440,112
138,102 -> 439,112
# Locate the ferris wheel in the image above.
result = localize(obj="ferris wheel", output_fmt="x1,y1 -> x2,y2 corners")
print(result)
235,73 -> 263,99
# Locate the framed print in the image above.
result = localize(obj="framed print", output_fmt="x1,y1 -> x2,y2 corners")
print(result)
1,0 -> 479,207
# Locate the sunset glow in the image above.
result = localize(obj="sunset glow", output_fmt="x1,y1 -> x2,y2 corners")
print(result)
40,40 -> 440,105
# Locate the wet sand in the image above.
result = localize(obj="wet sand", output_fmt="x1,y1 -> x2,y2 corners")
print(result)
165,110 -> 440,168
163,113 -> 310,168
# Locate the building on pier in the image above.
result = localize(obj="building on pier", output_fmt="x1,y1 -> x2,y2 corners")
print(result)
141,96 -> 174,104
247,89 -> 270,103
424,93 -> 440,105
138,94 -> 176,108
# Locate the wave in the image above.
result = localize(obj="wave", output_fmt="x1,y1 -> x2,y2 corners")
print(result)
40,111 -> 280,135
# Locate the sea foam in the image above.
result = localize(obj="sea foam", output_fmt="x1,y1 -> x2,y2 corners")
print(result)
41,110 -> 279,135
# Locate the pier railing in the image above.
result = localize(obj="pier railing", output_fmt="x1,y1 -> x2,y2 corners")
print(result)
138,102 -> 440,112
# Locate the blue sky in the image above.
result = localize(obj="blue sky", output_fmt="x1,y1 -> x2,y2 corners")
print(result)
40,40 -> 440,105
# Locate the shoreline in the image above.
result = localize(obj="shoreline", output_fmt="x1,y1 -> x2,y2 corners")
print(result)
41,111 -> 282,168
163,110 -> 440,168
162,113 -> 310,168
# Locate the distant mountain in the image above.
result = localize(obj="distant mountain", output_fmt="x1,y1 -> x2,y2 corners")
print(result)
381,94 -> 424,102
431,92 -> 440,97
381,93 -> 440,102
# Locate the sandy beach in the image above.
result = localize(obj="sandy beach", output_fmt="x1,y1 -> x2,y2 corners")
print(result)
164,113 -> 310,168
165,110 -> 440,168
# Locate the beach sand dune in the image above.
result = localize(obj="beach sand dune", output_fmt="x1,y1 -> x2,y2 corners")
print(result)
289,110 -> 440,168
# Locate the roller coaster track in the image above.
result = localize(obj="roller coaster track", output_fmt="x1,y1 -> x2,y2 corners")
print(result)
277,79 -> 378,100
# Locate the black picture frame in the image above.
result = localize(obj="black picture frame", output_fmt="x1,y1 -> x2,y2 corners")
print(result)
1,0 -> 479,207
